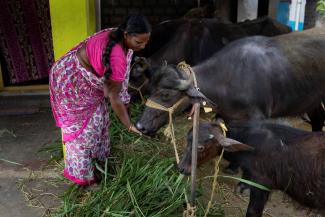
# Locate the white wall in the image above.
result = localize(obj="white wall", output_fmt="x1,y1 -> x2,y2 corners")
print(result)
237,0 -> 258,21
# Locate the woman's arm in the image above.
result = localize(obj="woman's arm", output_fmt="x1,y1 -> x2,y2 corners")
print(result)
104,79 -> 141,135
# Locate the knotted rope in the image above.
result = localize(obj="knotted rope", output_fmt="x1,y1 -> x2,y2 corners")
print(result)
204,123 -> 228,217
144,61 -> 197,163
183,203 -> 197,217
128,78 -> 148,104
128,60 -> 150,104
177,61 -> 198,87
145,97 -> 187,163
145,61 -> 199,216
183,187 -> 197,217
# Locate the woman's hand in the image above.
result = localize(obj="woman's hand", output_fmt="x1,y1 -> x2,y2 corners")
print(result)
128,124 -> 142,136
104,80 -> 142,136
105,80 -> 132,129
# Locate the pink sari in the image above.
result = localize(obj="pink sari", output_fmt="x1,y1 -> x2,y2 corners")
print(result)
49,29 -> 133,185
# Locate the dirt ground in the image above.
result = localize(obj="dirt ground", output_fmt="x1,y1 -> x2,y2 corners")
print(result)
0,94 -> 323,217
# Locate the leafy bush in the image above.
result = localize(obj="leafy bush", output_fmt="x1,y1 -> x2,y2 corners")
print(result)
317,0 -> 325,16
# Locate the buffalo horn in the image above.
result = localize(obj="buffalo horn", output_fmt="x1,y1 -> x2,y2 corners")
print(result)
176,75 -> 193,90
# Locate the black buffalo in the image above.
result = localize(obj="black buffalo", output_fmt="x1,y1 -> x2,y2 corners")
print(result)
136,28 -> 325,135
129,16 -> 291,98
178,121 -> 325,217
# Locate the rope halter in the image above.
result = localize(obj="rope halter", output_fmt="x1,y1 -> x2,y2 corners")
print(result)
144,61 -> 196,163
128,60 -> 149,104
145,96 -> 187,163
204,122 -> 228,217
128,78 -> 148,104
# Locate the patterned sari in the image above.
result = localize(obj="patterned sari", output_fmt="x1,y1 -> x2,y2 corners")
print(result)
49,29 -> 133,185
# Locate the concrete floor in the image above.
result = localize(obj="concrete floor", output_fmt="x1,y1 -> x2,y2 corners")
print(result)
0,94 -> 68,217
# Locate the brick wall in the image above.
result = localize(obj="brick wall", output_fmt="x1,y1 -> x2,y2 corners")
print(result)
101,0 -> 198,28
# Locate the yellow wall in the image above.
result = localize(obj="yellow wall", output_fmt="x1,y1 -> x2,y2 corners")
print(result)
49,0 -> 96,60
88,0 -> 96,34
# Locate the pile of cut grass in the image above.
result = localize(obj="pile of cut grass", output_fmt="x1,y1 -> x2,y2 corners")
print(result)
51,103 -> 225,217
55,156 -> 185,216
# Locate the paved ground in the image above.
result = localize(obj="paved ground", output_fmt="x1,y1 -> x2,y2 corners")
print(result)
0,94 -> 68,217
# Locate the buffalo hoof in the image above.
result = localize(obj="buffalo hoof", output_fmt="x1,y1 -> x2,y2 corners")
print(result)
235,182 -> 250,197
222,164 -> 240,175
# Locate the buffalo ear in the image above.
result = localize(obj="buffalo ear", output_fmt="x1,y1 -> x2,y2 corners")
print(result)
133,57 -> 150,71
186,87 -> 205,98
162,60 -> 168,66
219,137 -> 254,152
133,56 -> 140,62
138,57 -> 150,65
211,117 -> 224,127
221,37 -> 230,45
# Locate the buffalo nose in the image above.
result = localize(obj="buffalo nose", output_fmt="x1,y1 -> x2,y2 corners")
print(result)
136,122 -> 144,131
136,122 -> 151,136
178,166 -> 190,176
178,166 -> 185,174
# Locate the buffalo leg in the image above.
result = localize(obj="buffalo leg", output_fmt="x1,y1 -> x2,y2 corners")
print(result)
246,188 -> 269,217
307,105 -> 324,132
223,152 -> 240,174
223,162 -> 240,174
235,169 -> 251,195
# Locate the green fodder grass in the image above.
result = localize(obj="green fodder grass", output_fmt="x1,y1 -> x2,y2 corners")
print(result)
55,157 -> 186,217
51,103 -> 224,217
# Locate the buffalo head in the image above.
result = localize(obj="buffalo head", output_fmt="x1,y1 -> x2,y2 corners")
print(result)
136,64 -> 194,135
129,56 -> 152,99
178,121 -> 253,175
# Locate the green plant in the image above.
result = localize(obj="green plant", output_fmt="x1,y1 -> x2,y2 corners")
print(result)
317,0 -> 325,16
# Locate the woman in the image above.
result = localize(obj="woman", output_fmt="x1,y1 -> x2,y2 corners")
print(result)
49,15 -> 151,185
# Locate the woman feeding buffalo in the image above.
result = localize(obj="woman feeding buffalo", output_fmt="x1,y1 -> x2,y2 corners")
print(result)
49,15 -> 151,185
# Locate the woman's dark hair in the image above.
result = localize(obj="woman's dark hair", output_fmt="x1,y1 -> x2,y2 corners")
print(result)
103,15 -> 151,79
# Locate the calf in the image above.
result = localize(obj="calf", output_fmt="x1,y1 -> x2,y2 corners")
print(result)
178,121 -> 325,217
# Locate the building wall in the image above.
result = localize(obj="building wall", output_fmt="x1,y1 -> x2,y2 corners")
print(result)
49,0 -> 96,60
101,0 -> 200,27
304,0 -> 317,29
268,0 -> 279,19
237,0 -> 258,22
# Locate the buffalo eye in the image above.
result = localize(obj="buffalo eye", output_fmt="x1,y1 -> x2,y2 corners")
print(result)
198,145 -> 205,152
161,92 -> 170,100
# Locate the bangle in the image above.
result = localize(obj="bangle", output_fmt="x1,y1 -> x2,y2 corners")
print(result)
128,124 -> 133,132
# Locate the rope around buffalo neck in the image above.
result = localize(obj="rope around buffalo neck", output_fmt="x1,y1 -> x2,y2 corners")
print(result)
146,62 -> 198,216
145,96 -> 187,163
177,61 -> 198,88
144,61 -> 197,164
183,203 -> 197,217
128,61 -> 149,104
204,123 -> 228,217
128,78 -> 148,104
